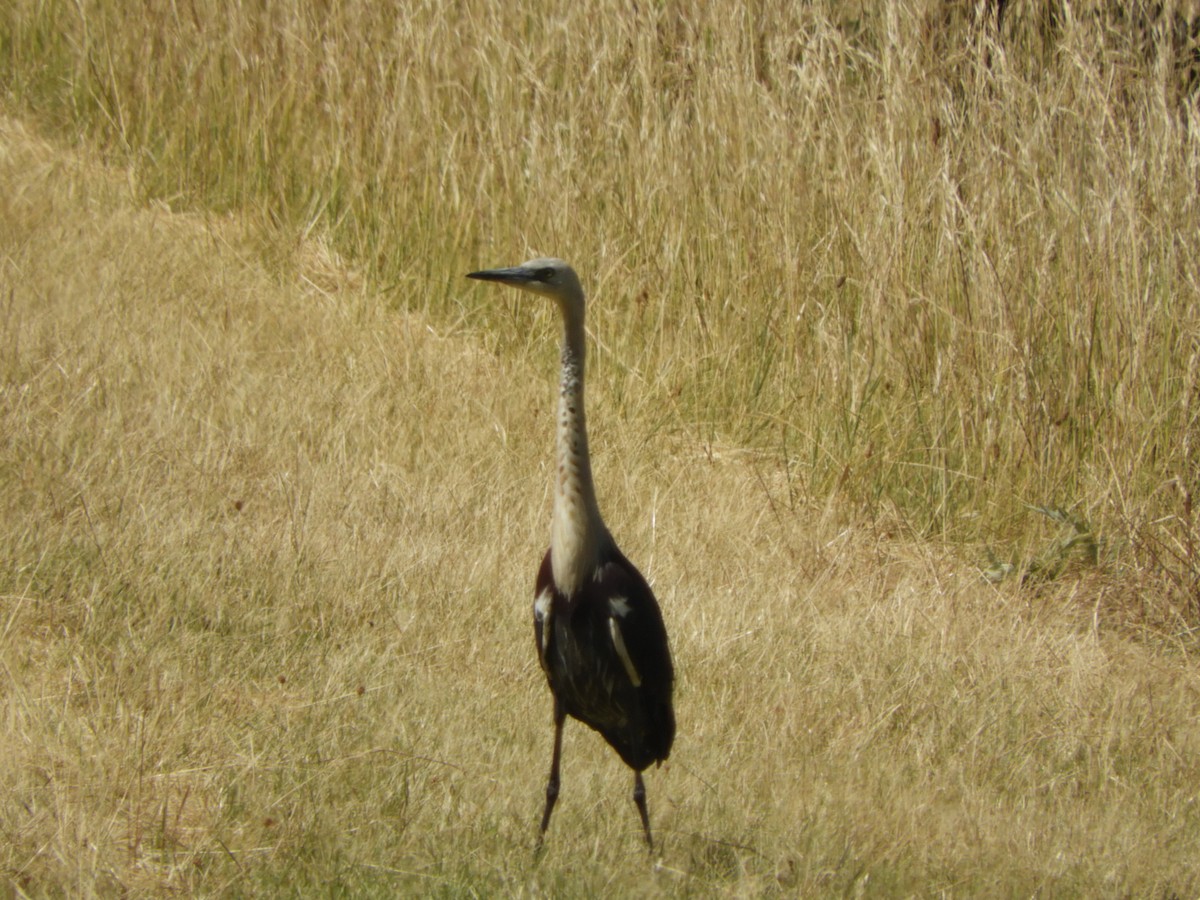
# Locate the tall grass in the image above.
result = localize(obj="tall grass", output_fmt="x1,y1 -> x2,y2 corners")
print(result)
5,2 -> 1200,583
4,1 -> 1200,894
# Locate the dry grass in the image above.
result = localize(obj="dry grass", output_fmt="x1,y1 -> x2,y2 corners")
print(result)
3,0 -> 1200,895
7,0 -> 1199,588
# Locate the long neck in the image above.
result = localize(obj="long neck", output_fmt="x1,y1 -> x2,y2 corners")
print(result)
551,304 -> 607,595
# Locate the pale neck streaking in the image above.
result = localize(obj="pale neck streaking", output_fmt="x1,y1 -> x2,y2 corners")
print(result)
550,304 -> 608,596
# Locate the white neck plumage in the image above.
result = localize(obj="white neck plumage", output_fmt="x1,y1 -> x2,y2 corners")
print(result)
550,303 -> 608,596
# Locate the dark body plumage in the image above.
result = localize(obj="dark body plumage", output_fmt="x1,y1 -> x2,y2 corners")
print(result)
534,547 -> 675,772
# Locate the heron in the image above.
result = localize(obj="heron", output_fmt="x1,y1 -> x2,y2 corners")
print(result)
467,258 -> 676,850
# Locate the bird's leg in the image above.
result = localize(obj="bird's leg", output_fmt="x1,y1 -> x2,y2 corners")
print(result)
537,700 -> 566,846
633,771 -> 654,851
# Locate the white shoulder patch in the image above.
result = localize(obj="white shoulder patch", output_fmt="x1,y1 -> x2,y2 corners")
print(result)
609,616 -> 642,687
534,588 -> 553,656
534,589 -> 553,622
609,596 -> 632,618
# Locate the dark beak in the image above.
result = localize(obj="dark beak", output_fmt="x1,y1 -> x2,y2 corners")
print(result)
466,266 -> 536,286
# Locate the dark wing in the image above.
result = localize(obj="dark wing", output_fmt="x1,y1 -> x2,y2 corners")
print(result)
595,552 -> 674,695
593,549 -> 676,764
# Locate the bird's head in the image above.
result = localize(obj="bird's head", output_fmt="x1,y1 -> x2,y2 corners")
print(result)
466,258 -> 584,316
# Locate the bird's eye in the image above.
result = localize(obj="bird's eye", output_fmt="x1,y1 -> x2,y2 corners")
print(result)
536,267 -> 556,282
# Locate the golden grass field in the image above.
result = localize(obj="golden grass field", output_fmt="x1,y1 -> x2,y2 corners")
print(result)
4,0 -> 1200,895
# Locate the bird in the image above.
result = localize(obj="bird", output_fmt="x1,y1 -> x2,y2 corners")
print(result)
466,258 -> 676,850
